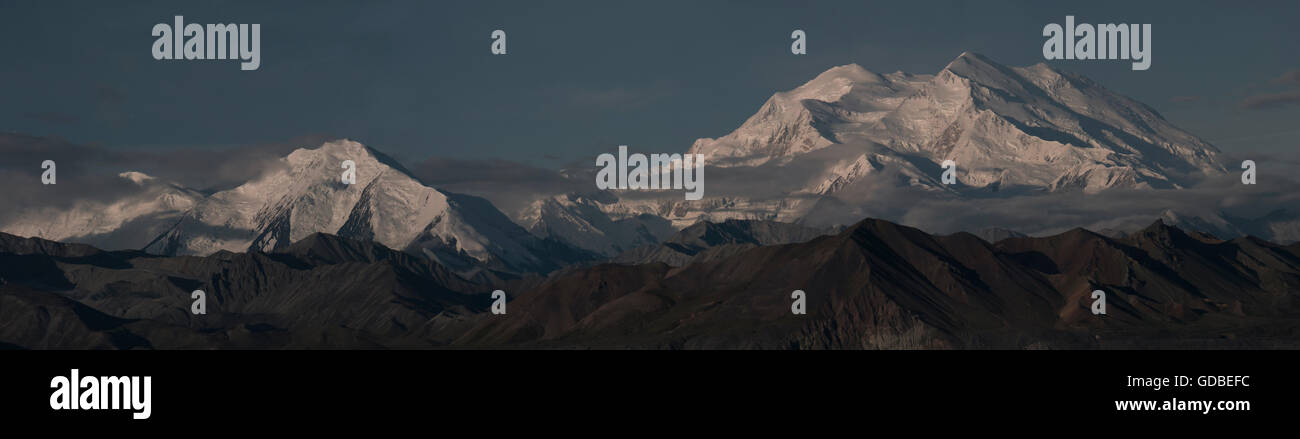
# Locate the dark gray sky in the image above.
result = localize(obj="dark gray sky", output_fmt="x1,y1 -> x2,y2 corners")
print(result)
2,0 -> 1297,167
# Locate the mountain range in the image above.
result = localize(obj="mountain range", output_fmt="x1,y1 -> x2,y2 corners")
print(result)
4,218 -> 1299,349
3,52 -> 1291,263
3,140 -> 595,274
519,52 -> 1292,249
2,51 -> 1298,348
691,52 -> 1225,190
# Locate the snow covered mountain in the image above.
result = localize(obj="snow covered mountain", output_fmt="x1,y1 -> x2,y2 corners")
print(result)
1,171 -> 204,251
141,139 -> 593,273
0,139 -> 592,274
517,52 -> 1239,252
518,192 -> 676,256
1156,209 -> 1300,244
691,52 -> 1226,193
689,65 -> 932,167
1,53 -> 1264,268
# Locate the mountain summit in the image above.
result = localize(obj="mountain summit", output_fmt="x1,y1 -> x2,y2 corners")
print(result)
689,52 -> 1226,193
138,140 -> 589,273
524,53 -> 1235,252
688,63 -> 931,166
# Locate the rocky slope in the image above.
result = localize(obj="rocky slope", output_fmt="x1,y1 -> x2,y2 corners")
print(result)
612,219 -> 841,266
5,217 -> 1299,349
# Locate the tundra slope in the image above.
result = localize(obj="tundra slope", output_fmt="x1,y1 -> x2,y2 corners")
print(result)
4,218 -> 1299,349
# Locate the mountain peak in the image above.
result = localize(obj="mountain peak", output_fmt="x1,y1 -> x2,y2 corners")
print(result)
319,138 -> 367,153
1130,218 -> 1199,248
1141,217 -> 1180,233
782,63 -> 885,103
286,139 -> 416,179
939,51 -> 1017,84
811,63 -> 880,83
134,139 -> 589,274
943,51 -> 994,67
952,51 -> 989,61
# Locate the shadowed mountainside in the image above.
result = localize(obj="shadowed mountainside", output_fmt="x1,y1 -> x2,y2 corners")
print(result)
3,218 -> 1300,349
612,219 -> 842,266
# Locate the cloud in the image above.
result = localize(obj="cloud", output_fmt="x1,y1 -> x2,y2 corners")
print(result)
1270,69 -> 1300,86
22,111 -> 81,125
0,134 -> 142,224
122,135 -> 327,192
823,168 -> 1300,241
0,133 -> 332,226
95,84 -> 127,105
408,156 -> 588,216
1239,69 -> 1300,110
6,132 -> 1297,248
1240,90 -> 1300,110
0,132 -> 579,228
529,142 -> 1300,242
402,148 -> 828,220
0,133 -> 129,174
902,182 -> 1290,236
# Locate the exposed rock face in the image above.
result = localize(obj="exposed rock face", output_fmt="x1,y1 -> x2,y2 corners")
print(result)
6,217 -> 1299,349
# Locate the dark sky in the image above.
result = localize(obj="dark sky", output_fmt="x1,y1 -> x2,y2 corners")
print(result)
2,0 -> 1297,167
